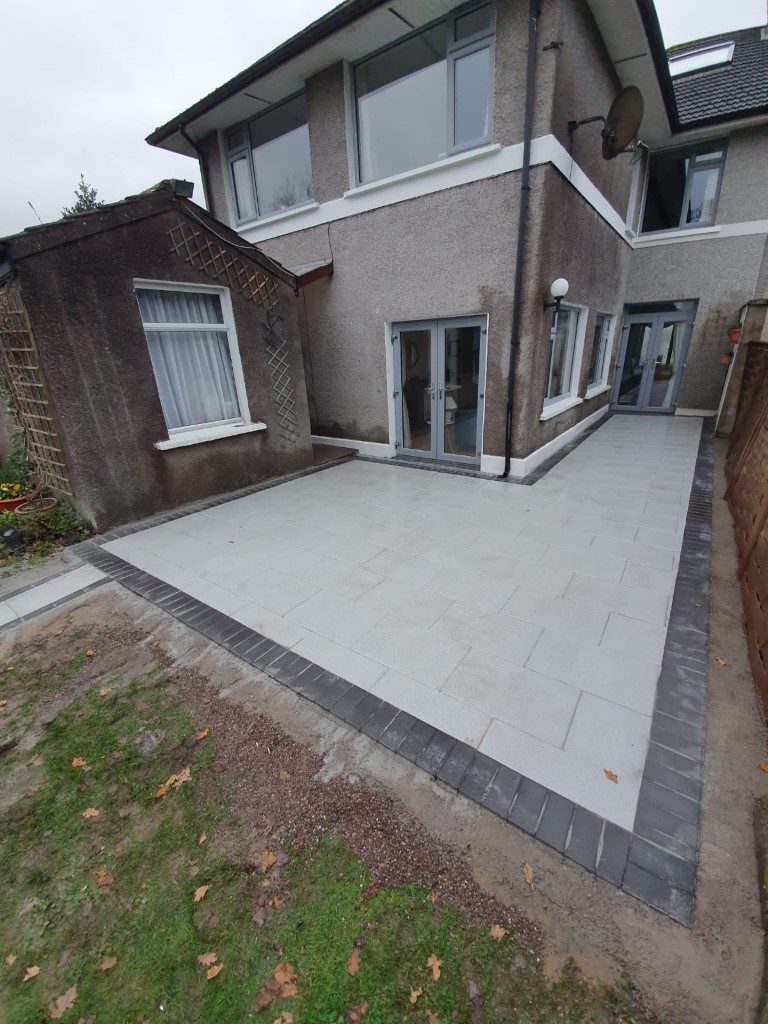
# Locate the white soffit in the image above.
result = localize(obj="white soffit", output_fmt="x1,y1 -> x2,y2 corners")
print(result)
165,0 -> 457,153
585,0 -> 672,146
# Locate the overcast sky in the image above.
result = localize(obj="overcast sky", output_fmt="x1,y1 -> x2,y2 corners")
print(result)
1,0 -> 765,236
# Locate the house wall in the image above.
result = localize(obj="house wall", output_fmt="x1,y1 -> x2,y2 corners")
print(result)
14,209 -> 313,530
626,126 -> 768,410
258,173 -> 520,456
198,131 -> 229,223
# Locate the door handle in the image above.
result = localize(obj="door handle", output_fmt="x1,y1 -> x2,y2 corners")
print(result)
438,385 -> 444,400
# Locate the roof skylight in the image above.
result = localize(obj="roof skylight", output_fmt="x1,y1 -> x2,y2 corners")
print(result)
669,42 -> 735,77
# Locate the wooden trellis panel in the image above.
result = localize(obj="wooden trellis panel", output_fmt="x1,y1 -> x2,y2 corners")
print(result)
169,220 -> 280,310
727,342 -> 768,481
0,279 -> 71,493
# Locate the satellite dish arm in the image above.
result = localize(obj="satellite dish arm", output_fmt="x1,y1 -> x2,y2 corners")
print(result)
567,114 -> 606,135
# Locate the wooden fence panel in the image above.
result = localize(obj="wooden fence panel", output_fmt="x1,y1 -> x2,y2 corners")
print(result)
727,342 -> 768,709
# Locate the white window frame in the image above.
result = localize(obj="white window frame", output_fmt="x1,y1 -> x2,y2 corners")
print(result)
348,1 -> 496,187
669,41 -> 734,77
541,303 -> 587,421
224,91 -> 315,227
585,312 -> 615,398
639,140 -> 727,235
133,280 -> 263,450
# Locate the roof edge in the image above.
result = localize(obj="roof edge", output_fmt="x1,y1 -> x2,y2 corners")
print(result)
634,0 -> 681,131
146,0 -> 382,147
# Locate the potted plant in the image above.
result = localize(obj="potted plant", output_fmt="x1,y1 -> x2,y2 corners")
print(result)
727,325 -> 742,344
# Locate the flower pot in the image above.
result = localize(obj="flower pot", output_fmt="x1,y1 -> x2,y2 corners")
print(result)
727,326 -> 742,344
0,493 -> 33,512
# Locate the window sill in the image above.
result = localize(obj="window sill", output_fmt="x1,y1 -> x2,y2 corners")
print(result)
154,421 -> 266,451
344,143 -> 502,200
584,383 -> 611,400
540,396 -> 583,422
235,202 -> 319,233
634,224 -> 720,247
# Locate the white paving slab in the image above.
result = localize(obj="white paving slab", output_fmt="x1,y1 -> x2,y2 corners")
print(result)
6,564 -> 105,618
104,414 -> 703,828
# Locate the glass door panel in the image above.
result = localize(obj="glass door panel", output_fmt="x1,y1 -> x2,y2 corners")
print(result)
616,321 -> 654,408
646,320 -> 689,409
440,323 -> 481,459
396,326 -> 435,456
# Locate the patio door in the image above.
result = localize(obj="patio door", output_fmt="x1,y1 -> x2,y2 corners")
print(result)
612,311 -> 693,412
393,317 -> 486,465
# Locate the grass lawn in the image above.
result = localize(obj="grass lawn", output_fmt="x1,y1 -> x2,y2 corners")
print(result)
0,615 -> 657,1023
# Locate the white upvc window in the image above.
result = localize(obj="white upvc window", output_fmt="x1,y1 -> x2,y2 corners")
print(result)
134,281 -> 257,448
225,92 -> 314,226
351,2 -> 495,186
585,312 -> 614,395
541,304 -> 587,420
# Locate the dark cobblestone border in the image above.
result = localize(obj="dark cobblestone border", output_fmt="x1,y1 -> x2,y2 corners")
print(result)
70,419 -> 713,926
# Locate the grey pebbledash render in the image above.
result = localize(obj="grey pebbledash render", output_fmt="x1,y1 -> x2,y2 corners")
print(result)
147,1 -> 768,475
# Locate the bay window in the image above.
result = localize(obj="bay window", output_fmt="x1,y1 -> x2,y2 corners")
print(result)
353,3 -> 494,185
226,93 -> 314,224
543,306 -> 586,415
641,142 -> 726,233
587,313 -> 613,390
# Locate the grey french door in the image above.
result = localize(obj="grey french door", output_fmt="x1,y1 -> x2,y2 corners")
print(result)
612,311 -> 694,412
393,317 -> 487,465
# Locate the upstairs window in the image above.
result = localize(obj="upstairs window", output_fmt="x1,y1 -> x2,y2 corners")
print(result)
226,93 -> 313,224
353,3 -> 494,184
641,143 -> 726,233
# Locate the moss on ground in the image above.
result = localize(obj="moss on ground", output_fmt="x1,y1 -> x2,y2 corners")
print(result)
0,631 -> 656,1023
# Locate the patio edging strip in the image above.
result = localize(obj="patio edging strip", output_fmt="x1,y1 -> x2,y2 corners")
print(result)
68,417 -> 714,927
622,418 -> 714,923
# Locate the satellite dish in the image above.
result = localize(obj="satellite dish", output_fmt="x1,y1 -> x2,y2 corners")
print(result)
602,86 -> 644,159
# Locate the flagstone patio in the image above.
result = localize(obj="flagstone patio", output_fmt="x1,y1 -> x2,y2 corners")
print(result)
100,414 -> 703,832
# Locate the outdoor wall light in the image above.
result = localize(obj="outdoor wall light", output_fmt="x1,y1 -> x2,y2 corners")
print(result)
543,278 -> 569,314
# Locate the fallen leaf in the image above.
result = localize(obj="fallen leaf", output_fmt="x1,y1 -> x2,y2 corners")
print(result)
426,954 -> 441,981
0,700 -> 7,709
98,956 -> 117,972
760,764 -> 768,774
71,757 -> 87,768
270,894 -> 284,909
98,686 -> 112,697
272,1014 -> 294,1024
154,782 -> 169,799
360,881 -> 379,901
155,766 -> 192,799
409,987 -> 422,1004
260,850 -> 277,873
195,728 -> 209,742
193,885 -> 209,903
198,832 -> 207,845
206,963 -> 223,981
489,924 -> 508,941
175,766 -> 191,786
29,754 -> 43,767
23,965 -> 40,981
273,963 -> 297,986
427,890 -> 438,905
48,985 -> 77,1020
715,656 -> 727,667
522,862 -> 535,888
197,952 -> 218,966
347,948 -> 360,976
92,868 -> 114,889
603,768 -> 619,784
85,649 -> 96,657
425,1010 -> 441,1024
345,1001 -> 368,1023
5,954 -> 16,965
81,807 -> 100,819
